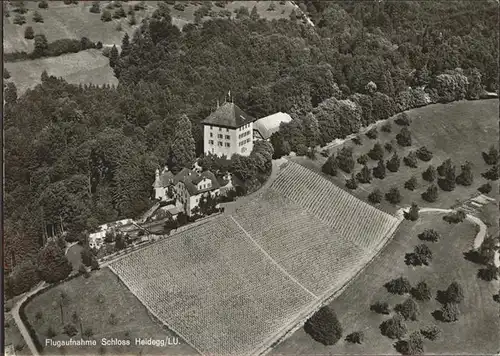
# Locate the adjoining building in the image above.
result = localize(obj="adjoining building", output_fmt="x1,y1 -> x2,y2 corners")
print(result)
253,112 -> 293,141
201,101 -> 257,158
88,218 -> 134,250
153,167 -> 221,217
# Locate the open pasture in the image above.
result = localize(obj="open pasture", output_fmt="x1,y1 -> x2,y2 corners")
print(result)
293,99 -> 499,214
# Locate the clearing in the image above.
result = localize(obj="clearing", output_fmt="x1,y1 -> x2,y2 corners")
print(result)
22,268 -> 195,355
293,99 -> 499,214
4,49 -> 118,94
272,211 -> 500,355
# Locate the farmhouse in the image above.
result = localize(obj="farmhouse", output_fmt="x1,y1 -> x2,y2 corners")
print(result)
153,166 -> 221,216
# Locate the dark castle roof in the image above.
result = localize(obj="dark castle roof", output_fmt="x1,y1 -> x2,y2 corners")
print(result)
201,102 -> 256,129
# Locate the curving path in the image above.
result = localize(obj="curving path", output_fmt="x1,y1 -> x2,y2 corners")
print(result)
398,206 -> 499,267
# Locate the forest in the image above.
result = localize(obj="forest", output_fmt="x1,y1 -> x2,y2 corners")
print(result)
4,1 -> 498,281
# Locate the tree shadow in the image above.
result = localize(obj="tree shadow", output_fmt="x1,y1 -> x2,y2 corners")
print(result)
435,290 -> 448,305
463,250 -> 487,265
393,340 -> 408,355
431,309 -> 445,322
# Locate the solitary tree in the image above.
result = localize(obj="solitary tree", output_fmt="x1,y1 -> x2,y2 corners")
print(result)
482,145 -> 499,165
250,5 -> 259,20
385,187 -> 402,205
445,281 -> 464,303
395,298 -> 420,321
421,184 -> 438,202
482,165 -> 499,181
13,14 -> 26,25
404,202 -> 419,221
420,325 -> 441,340
396,127 -> 412,146
368,142 -> 384,161
101,9 -> 112,21
39,0 -> 49,9
440,302 -> 460,322
422,165 -> 437,182
404,151 -> 418,168
345,331 -> 364,344
380,314 -> 408,339
404,176 -> 418,191
90,1 -> 101,13
456,161 -> 473,186
395,112 -> 411,126
411,281 -> 432,301
381,122 -> 392,133
33,11 -> 44,22
416,146 -> 433,161
418,229 -> 440,242
365,127 -> 378,139
304,306 -> 343,345
24,26 -> 35,39
322,155 -> 338,176
345,173 -> 358,190
385,277 -> 412,295
109,44 -> 119,67
357,154 -> 369,165
402,331 -> 424,355
386,152 -> 401,172
478,182 -> 492,194
373,159 -> 386,179
370,301 -> 390,314
337,147 -> 355,173
368,188 -> 383,204
356,165 -> 372,184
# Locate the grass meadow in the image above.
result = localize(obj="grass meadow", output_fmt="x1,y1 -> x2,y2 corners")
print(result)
272,211 -> 500,355
23,268 -> 195,356
293,99 -> 499,214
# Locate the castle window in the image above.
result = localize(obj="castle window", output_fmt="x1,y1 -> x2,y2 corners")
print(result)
209,140 -> 214,144
218,141 -> 223,146
225,135 -> 230,139
219,127 -> 221,131
210,126 -> 213,130
225,142 -> 230,147
226,128 -> 229,132
210,133 -> 213,137
218,134 -> 223,139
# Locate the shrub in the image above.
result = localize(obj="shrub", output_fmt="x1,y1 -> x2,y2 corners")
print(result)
3,69 -> 11,79
384,142 -> 393,152
304,306 -> 343,345
404,176 -> 418,191
357,154 -> 368,165
83,327 -> 94,338
385,277 -> 411,295
395,298 -> 419,321
420,325 -> 441,340
404,151 -> 418,168
90,1 -> 100,13
421,184 -> 438,202
443,210 -> 466,224
322,155 -> 338,176
396,331 -> 424,355
108,313 -> 118,325
478,182 -> 492,194
368,142 -> 384,161
380,314 -> 407,339
174,3 -> 186,11
373,159 -> 386,179
96,41 -> 103,49
481,165 -> 499,181
445,281 -> 464,303
385,187 -> 401,205
345,173 -> 358,190
440,302 -> 460,322
356,165 -> 372,184
352,136 -> 362,145
396,127 -> 412,146
456,161 -> 473,186
368,188 -> 383,204
394,112 -> 411,126
39,0 -> 49,9
404,202 -> 419,221
381,122 -> 392,133
411,281 -> 432,301
345,331 -> 364,344
365,127 -> 378,139
418,229 -> 440,242
370,301 -> 390,314
477,265 -> 499,281
9,260 -> 40,296
47,326 -> 57,338
33,11 -> 44,22
101,10 -> 112,21
13,14 -> 26,25
416,146 -> 433,161
337,147 -> 355,173
386,152 -> 401,172
406,244 -> 432,266
63,324 -> 78,337
422,165 -> 437,182
482,145 -> 499,165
